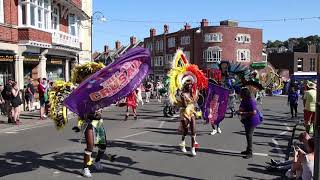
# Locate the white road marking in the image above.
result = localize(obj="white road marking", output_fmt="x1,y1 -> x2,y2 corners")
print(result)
158,121 -> 165,128
271,125 -> 291,155
115,138 -> 269,157
4,131 -> 18,134
120,131 -> 149,139
0,122 -> 52,134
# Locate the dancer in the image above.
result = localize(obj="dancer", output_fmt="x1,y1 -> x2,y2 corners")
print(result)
168,50 -> 208,156
136,85 -> 144,105
125,90 -> 138,120
73,110 -> 115,178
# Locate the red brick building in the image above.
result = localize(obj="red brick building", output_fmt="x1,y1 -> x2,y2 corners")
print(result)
144,19 -> 263,81
0,0 -> 90,88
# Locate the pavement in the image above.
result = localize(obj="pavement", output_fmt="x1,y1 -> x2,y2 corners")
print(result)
0,96 -> 304,180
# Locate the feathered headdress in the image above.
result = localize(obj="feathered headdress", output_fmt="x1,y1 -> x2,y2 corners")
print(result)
168,50 -> 208,104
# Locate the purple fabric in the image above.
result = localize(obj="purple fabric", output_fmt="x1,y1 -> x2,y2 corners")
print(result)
239,98 -> 260,127
202,82 -> 229,125
64,47 -> 151,117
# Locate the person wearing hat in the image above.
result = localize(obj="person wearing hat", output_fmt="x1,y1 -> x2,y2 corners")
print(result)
303,81 -> 317,133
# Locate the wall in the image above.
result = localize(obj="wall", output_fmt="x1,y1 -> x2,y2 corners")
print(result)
79,0 -> 92,62
294,52 -> 319,72
18,28 -> 52,44
268,53 -> 294,75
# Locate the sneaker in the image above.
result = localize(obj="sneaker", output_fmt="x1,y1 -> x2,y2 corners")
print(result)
217,127 -> 222,134
191,147 -> 196,156
93,162 -> 103,171
210,129 -> 217,135
42,115 -> 47,118
82,167 -> 92,178
179,141 -> 187,153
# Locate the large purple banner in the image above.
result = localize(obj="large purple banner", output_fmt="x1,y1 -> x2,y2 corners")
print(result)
202,82 -> 229,125
64,47 -> 151,117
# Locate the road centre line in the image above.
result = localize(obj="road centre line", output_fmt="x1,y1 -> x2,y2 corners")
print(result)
120,121 -> 166,139
115,138 -> 269,157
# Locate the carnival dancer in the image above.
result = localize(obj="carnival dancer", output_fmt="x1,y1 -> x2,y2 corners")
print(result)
72,110 -> 116,178
125,90 -> 138,120
136,85 -> 144,106
168,50 -> 208,156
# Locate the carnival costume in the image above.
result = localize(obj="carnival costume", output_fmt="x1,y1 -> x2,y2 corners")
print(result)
49,62 -> 115,178
168,50 -> 208,156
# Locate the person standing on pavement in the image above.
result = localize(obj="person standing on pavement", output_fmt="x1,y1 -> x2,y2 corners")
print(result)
145,82 -> 152,103
237,88 -> 259,159
25,79 -> 35,111
288,86 -> 299,118
2,79 -> 13,123
0,85 -> 5,115
303,81 -> 316,134
11,81 -> 22,125
38,78 -> 48,120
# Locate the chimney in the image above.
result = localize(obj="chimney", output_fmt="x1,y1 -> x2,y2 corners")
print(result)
104,45 -> 109,54
220,20 -> 238,27
115,41 -> 121,50
201,19 -> 209,27
184,23 -> 191,30
164,24 -> 169,34
150,28 -> 156,37
308,44 -> 316,53
130,36 -> 137,45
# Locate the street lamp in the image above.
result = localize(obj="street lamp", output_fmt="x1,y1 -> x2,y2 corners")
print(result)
90,11 -> 107,60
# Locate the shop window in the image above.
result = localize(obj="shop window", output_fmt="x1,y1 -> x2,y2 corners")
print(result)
0,0 -> 4,24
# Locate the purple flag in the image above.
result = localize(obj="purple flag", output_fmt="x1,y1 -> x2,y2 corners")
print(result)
203,82 -> 229,125
64,47 -> 151,117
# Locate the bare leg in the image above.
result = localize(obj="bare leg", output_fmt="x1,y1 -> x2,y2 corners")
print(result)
84,125 -> 94,168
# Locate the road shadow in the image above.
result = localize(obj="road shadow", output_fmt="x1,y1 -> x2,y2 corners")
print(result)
246,163 -> 283,179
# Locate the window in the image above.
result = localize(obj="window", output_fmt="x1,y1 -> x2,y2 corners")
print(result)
297,58 -> 303,71
19,0 -> 51,30
154,56 -> 164,66
310,58 -> 316,71
165,54 -> 173,65
156,39 -> 164,52
181,36 -> 190,45
168,37 -> 175,48
236,34 -> 251,43
68,14 -> 77,36
145,42 -> 153,52
51,6 -> 59,30
0,0 -> 4,23
203,47 -> 222,63
237,49 -> 250,62
204,33 -> 222,42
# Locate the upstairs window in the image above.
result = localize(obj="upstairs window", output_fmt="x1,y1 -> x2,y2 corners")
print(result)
310,58 -> 316,71
156,39 -> 164,52
165,54 -> 173,65
154,56 -> 164,66
51,6 -> 59,30
181,36 -> 190,45
204,33 -> 223,42
0,0 -> 4,24
145,42 -> 153,52
236,34 -> 251,43
203,46 -> 222,63
168,37 -> 175,48
68,14 -> 78,36
237,49 -> 250,62
184,51 -> 190,61
297,58 -> 303,71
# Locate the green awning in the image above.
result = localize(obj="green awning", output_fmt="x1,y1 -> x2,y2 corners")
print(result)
250,62 -> 267,69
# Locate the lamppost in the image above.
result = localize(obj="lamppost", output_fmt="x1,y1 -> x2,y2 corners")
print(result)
90,11 -> 106,60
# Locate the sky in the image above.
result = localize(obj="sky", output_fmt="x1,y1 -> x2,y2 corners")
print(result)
92,0 -> 320,52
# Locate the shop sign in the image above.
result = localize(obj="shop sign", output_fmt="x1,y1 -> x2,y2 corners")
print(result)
0,55 -> 14,62
50,58 -> 63,64
24,56 -> 40,62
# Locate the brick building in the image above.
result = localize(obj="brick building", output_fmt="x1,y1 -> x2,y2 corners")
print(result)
268,45 -> 320,76
144,19 -> 263,81
0,0 -> 91,88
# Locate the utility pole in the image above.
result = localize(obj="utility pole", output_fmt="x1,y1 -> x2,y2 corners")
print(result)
314,58 -> 320,180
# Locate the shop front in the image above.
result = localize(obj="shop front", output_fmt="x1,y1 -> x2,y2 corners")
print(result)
0,52 -> 15,85
23,54 -> 40,84
46,55 -> 66,82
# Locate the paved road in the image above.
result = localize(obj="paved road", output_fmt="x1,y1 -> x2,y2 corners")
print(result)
0,96 -> 302,180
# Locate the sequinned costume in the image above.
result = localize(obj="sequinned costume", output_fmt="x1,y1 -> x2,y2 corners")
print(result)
168,50 -> 208,156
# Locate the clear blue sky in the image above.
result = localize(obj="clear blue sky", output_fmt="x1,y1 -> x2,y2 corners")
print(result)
92,0 -> 320,52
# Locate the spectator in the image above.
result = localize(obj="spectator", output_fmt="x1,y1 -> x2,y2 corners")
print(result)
11,81 -> 22,125
288,86 -> 299,118
136,85 -> 144,106
25,79 -> 35,111
145,82 -> 152,103
2,79 -> 13,123
237,88 -> 259,159
303,81 -> 316,133
38,78 -> 48,120
0,85 -> 5,115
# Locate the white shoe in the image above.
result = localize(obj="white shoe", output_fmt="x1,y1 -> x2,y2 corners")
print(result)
93,162 -> 103,171
179,141 -> 187,153
210,129 -> 217,135
42,115 -> 47,118
217,127 -> 222,134
82,167 -> 92,178
191,147 -> 196,156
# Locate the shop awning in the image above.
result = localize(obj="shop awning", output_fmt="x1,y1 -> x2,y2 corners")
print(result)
250,62 -> 267,69
0,50 -> 15,55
